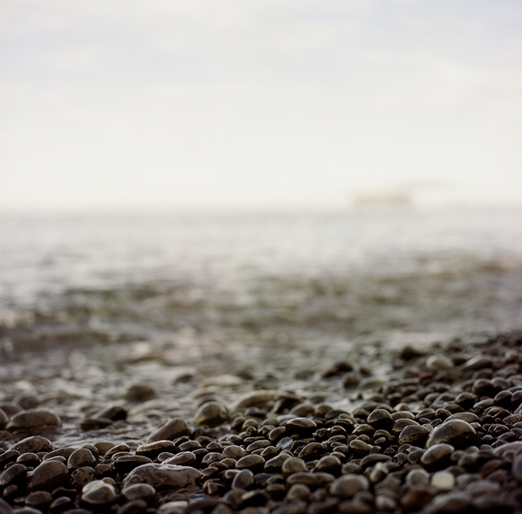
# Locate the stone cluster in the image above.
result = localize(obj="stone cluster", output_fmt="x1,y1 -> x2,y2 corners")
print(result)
1,332 -> 522,513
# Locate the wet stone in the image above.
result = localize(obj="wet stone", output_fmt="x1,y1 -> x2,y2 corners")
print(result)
163,451 -> 197,466
194,401 -> 230,427
0,463 -> 26,487
124,383 -> 156,401
236,455 -> 265,472
426,419 -> 478,449
431,470 -> 455,490
122,482 -> 156,502
67,448 -> 96,469
114,455 -> 153,474
232,469 -> 254,489
421,443 -> 454,470
93,405 -> 127,421
25,490 -> 53,509
264,453 -> 290,473
27,460 -> 69,492
426,355 -> 454,371
6,409 -> 61,430
146,418 -> 190,443
286,483 -> 311,501
329,474 -> 369,499
398,424 -> 430,446
286,472 -> 334,489
11,436 -> 52,454
123,463 -> 199,490
81,480 -> 117,506
367,409 -> 393,431
511,452 -> 522,481
70,466 -> 95,488
281,457 -> 308,478
136,440 -> 176,458
283,418 -> 317,437
423,491 -> 471,514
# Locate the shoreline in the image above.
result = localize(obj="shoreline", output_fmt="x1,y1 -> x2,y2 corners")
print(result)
1,331 -> 522,513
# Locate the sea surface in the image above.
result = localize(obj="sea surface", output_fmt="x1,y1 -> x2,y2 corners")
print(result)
1,207 -> 522,445
1,207 -> 522,358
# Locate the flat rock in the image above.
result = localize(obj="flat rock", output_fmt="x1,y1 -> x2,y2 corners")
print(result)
7,409 -> 61,430
122,463 -> 199,490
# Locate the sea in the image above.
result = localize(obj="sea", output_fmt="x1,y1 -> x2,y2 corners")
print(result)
1,207 -> 522,371
1,207 -> 522,445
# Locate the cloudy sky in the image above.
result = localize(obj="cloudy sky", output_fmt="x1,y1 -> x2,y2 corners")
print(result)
1,0 -> 521,211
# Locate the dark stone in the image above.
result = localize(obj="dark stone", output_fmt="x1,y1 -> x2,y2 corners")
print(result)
420,443 -> 454,470
283,418 -> 317,437
11,436 -> 52,454
236,455 -> 265,472
80,480 -> 117,506
93,405 -> 127,421
0,463 -> 27,487
123,463 -> 199,490
286,472 -> 334,489
329,474 -> 369,499
426,419 -> 478,449
67,449 -> 96,470
146,418 -> 190,443
70,467 -> 95,489
136,440 -> 176,458
27,460 -> 69,491
398,425 -> 430,446
7,409 -> 61,430
193,402 -> 229,427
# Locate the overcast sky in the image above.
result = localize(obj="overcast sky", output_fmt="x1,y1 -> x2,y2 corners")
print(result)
1,0 -> 521,212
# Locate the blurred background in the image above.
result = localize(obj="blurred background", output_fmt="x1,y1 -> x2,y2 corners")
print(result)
0,1 -> 521,388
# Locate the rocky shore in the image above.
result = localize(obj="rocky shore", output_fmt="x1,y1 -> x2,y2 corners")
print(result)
2,331 -> 522,514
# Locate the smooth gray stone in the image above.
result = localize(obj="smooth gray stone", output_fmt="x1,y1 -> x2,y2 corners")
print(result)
27,460 -> 69,491
146,418 -> 190,443
81,480 -> 117,505
193,401 -> 229,427
329,474 -> 369,499
426,419 -> 478,448
68,448 -> 96,469
123,463 -> 199,490
7,409 -> 61,430
11,436 -> 52,454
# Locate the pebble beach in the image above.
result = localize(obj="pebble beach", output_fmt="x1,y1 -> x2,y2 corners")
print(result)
1,209 -> 522,513
2,331 -> 522,513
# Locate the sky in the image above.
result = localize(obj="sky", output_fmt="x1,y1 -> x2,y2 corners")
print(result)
0,0 -> 521,212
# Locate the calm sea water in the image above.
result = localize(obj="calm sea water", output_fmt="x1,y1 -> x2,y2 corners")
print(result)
1,207 -> 522,356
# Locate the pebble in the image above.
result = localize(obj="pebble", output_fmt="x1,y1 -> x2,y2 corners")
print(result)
431,471 -> 455,490
10,436 -> 52,454
420,443 -> 454,470
6,409 -> 61,430
68,448 -> 97,469
81,480 -> 117,506
193,401 -> 230,427
123,463 -> 200,490
26,460 -> 69,491
426,419 -> 478,448
426,355 -> 454,371
146,417 -> 190,443
329,474 -> 369,498
124,383 -> 156,401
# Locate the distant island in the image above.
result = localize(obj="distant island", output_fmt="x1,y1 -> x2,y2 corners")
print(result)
351,192 -> 412,208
